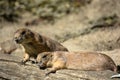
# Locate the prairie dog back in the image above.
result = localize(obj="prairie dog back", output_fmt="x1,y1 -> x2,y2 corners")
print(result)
64,52 -> 116,71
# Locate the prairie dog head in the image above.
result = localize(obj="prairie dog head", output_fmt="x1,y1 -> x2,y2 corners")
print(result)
14,28 -> 34,44
37,52 -> 52,69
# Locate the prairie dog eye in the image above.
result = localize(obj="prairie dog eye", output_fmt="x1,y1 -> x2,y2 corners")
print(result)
21,31 -> 26,35
42,55 -> 47,58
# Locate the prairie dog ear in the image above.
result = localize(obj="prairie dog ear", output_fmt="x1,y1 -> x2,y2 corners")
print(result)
47,53 -> 53,58
38,35 -> 43,42
26,29 -> 34,37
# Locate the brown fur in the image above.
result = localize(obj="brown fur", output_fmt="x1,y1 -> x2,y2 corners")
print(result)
14,28 -> 68,64
36,51 -> 117,75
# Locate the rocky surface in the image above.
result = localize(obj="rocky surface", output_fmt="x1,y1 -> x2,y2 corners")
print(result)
0,53 -> 119,80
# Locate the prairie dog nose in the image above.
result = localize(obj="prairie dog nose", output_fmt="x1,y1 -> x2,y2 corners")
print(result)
37,62 -> 46,70
14,38 -> 19,43
14,37 -> 21,43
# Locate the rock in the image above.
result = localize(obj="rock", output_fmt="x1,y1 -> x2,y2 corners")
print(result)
111,74 -> 120,78
0,39 -> 18,54
0,53 -> 119,80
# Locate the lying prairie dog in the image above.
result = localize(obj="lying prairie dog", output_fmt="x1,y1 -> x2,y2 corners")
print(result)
36,51 -> 117,75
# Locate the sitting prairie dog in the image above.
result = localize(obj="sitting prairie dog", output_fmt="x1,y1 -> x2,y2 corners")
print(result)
36,51 -> 117,75
14,28 -> 68,64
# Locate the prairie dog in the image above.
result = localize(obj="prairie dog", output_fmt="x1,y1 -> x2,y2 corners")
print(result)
14,28 -> 68,64
36,51 -> 117,75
